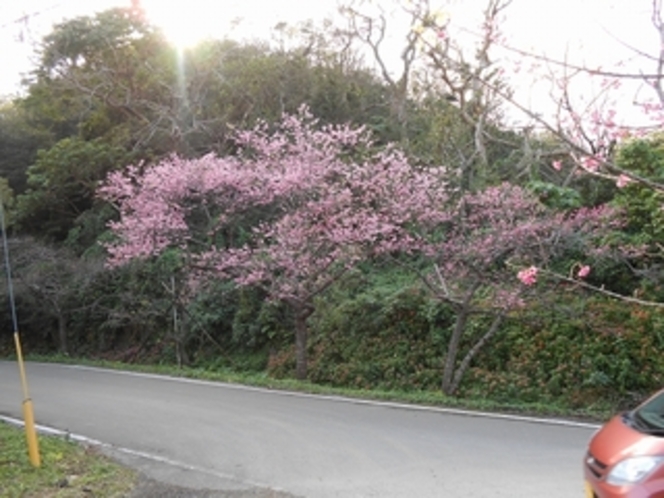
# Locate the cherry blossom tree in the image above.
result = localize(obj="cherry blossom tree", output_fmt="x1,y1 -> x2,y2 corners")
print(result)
402,183 -> 621,394
335,0 -> 664,395
99,108 -> 448,379
382,0 -> 664,306
99,108 -> 628,390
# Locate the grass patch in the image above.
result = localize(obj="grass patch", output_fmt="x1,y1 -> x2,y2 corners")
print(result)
0,421 -> 136,498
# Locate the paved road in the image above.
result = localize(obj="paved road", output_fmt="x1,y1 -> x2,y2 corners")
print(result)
0,361 -> 597,497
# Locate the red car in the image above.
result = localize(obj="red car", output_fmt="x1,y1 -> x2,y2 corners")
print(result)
585,389 -> 664,498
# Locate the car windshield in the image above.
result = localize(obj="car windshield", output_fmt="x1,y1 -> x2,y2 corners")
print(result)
635,391 -> 664,432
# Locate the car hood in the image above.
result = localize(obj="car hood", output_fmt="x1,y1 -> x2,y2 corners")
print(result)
590,414 -> 664,466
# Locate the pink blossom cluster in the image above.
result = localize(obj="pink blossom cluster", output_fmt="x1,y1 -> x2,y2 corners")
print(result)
616,174 -> 632,188
98,109 -> 449,303
98,109 -> 622,313
577,265 -> 591,278
517,266 -> 538,286
581,156 -> 602,172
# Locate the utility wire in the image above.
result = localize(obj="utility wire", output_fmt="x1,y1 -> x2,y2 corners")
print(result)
0,3 -> 62,30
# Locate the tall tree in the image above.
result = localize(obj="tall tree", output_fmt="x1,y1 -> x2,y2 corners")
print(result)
337,0 -> 523,189
404,183 -> 622,394
0,237 -> 103,354
15,137 -> 129,242
0,100 -> 52,195
99,109 -> 448,379
27,6 -> 178,154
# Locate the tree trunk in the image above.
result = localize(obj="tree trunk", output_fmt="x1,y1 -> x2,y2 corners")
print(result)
174,301 -> 191,368
448,313 -> 505,395
294,309 -> 310,381
56,311 -> 68,355
441,309 -> 468,395
441,283 -> 482,395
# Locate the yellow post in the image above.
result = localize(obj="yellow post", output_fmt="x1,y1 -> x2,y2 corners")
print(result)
14,332 -> 41,467
2,201 -> 40,467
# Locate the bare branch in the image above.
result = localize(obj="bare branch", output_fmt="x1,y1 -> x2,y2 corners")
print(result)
542,269 -> 664,308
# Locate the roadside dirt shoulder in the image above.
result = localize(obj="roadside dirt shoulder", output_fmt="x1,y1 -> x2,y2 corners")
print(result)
127,474 -> 298,498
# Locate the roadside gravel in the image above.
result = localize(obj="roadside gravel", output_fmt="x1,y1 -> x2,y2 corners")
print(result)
127,474 -> 299,498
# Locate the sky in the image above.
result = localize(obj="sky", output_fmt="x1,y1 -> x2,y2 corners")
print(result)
0,0 -> 657,125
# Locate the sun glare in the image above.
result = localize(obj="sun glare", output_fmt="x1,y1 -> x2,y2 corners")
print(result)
138,0 -> 339,49
140,0 -> 226,49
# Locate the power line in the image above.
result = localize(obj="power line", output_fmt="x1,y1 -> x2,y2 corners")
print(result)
0,3 -> 62,30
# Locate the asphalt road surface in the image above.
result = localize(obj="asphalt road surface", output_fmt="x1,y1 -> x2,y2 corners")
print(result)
0,361 -> 598,497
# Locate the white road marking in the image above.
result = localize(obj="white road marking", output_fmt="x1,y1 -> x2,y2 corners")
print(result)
0,413 -> 284,491
62,363 -> 603,430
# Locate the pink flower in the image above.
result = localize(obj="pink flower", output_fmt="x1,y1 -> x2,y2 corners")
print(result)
552,160 -> 562,171
577,265 -> 591,279
517,266 -> 538,286
616,174 -> 632,188
581,156 -> 601,172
